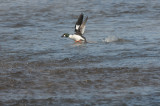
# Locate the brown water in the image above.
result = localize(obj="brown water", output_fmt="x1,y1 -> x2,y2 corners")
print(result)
0,0 -> 160,105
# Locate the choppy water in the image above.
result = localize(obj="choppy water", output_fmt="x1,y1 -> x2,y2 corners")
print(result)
1,0 -> 160,105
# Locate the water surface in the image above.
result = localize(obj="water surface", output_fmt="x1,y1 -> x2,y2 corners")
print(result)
0,0 -> 160,105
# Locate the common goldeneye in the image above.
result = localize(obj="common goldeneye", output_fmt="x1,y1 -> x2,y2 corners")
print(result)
61,13 -> 88,43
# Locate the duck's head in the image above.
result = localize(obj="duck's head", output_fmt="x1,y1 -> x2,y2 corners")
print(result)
61,33 -> 69,37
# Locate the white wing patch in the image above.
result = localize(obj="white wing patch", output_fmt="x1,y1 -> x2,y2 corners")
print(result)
76,25 -> 80,30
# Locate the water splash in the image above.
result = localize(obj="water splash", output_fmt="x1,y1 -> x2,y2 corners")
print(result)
103,36 -> 119,43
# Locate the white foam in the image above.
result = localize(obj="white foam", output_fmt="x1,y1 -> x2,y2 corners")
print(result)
104,36 -> 119,43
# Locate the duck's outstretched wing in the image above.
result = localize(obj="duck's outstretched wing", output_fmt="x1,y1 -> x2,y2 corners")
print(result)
79,16 -> 88,35
75,13 -> 83,33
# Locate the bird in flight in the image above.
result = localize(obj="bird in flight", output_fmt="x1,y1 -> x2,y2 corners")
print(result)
61,13 -> 88,43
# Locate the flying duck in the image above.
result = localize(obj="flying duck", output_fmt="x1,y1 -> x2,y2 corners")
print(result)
61,13 -> 88,43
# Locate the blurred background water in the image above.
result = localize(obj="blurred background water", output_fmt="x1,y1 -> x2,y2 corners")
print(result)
0,0 -> 160,105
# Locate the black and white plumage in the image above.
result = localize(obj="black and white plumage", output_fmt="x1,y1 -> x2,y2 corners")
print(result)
62,13 -> 88,43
